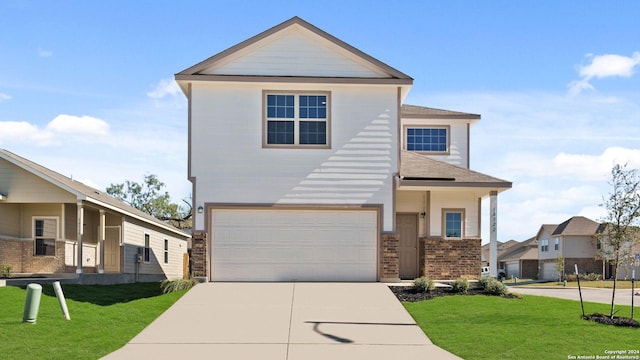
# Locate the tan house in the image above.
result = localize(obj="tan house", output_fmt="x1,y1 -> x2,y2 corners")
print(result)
176,16 -> 511,282
0,149 -> 189,284
537,217 -> 603,280
497,237 -> 539,279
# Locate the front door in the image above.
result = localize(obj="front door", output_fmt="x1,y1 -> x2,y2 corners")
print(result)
397,213 -> 418,279
104,226 -> 121,273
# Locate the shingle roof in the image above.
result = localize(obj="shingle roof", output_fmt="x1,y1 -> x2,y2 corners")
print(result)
0,149 -> 189,238
499,237 -> 539,261
401,104 -> 480,119
552,216 -> 601,236
400,151 -> 512,189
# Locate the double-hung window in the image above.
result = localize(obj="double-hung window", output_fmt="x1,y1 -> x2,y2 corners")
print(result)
541,239 -> 549,252
34,218 -> 57,256
443,209 -> 464,239
264,92 -> 330,148
554,238 -> 559,251
144,234 -> 150,263
164,239 -> 169,264
405,126 -> 449,153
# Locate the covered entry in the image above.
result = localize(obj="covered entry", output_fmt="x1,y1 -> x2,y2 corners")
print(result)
210,208 -> 378,281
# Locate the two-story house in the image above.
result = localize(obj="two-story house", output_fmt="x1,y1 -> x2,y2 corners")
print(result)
537,216 -> 603,280
176,17 -> 511,282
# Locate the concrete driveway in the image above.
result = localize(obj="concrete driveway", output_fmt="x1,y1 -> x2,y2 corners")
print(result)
510,286 -> 639,306
103,283 -> 460,360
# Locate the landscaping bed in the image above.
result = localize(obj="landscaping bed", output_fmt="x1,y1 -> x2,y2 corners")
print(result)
389,285 -> 520,302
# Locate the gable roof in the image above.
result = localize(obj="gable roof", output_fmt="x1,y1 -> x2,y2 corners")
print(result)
552,216 -> 601,236
399,151 -> 512,190
499,237 -> 539,261
401,104 -> 480,120
0,149 -> 189,238
175,16 -> 413,87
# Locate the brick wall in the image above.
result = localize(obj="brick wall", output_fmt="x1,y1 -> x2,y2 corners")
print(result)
566,257 -> 603,275
0,238 -> 67,273
191,232 -> 207,278
521,260 -> 538,279
423,238 -> 481,280
380,233 -> 399,281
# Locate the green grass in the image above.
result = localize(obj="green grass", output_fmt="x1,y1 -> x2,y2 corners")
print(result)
0,282 -> 186,359
404,295 -> 639,360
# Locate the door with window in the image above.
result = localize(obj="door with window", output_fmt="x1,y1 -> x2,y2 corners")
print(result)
398,213 -> 418,279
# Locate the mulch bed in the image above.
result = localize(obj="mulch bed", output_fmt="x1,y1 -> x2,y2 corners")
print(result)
582,313 -> 640,328
389,286 -> 519,302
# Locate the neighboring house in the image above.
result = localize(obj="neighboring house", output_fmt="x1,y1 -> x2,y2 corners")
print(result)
497,237 -> 539,279
0,149 -> 189,283
537,216 -> 602,280
596,223 -> 640,280
481,239 -> 518,267
175,17 -> 511,282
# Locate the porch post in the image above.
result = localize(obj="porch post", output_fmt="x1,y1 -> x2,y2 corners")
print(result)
76,202 -> 84,274
98,210 -> 105,274
489,191 -> 498,278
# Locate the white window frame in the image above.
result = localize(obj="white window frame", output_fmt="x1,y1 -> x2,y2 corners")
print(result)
442,209 -> 464,239
404,125 -> 451,154
163,239 -> 169,264
143,233 -> 150,263
554,238 -> 559,251
262,90 -> 331,149
541,239 -> 549,252
33,217 -> 59,256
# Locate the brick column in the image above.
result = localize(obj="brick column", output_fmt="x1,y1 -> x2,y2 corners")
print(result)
381,233 -> 400,282
191,232 -> 207,279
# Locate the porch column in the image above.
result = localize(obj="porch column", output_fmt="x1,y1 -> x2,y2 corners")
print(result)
76,201 -> 84,274
98,210 -> 105,274
489,191 -> 498,278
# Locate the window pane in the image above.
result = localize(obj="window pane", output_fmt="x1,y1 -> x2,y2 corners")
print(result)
299,95 -> 326,119
445,212 -> 462,238
406,127 -> 447,152
300,121 -> 326,145
267,121 -> 294,144
267,95 -> 294,119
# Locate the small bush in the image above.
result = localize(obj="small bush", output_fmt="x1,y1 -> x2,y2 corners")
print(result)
413,276 -> 435,292
478,276 -> 493,289
1,264 -> 11,278
584,273 -> 601,281
480,277 -> 508,296
565,273 -> 602,282
451,278 -> 469,294
160,277 -> 197,294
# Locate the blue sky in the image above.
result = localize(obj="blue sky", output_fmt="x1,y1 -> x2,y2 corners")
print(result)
1,1 -> 639,242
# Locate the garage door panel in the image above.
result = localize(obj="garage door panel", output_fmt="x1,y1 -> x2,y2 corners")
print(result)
211,209 -> 377,281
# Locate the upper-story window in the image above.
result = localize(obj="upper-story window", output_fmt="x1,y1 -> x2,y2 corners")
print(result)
541,239 -> 549,252
554,238 -> 559,251
263,92 -> 330,148
405,126 -> 449,153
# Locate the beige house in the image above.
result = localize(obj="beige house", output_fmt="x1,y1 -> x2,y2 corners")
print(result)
0,149 -> 189,284
537,217 -> 603,280
497,237 -> 539,279
177,16 -> 511,282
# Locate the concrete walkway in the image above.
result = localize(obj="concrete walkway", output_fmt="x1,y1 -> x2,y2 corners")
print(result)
510,286 -> 640,306
103,283 -> 460,360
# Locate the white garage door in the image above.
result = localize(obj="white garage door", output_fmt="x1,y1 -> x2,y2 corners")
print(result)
211,208 -> 378,281
541,262 -> 559,280
505,262 -> 520,278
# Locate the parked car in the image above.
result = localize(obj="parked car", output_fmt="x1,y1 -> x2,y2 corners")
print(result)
481,266 -> 507,281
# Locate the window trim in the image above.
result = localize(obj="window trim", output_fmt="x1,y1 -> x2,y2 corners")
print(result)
541,239 -> 549,252
144,233 -> 150,263
442,208 -> 465,239
32,217 -> 58,256
554,238 -> 559,251
403,125 -> 451,155
262,90 -> 331,149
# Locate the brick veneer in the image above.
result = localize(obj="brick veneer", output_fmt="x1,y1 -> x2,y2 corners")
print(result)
0,237 -> 66,273
423,238 -> 481,280
540,258 -> 603,278
381,233 -> 400,281
191,232 -> 207,278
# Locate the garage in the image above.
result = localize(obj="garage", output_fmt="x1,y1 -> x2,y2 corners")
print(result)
505,261 -> 520,278
541,261 -> 559,281
210,208 -> 378,281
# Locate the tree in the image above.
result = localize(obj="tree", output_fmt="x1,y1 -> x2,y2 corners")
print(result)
106,174 -> 192,229
555,255 -> 565,282
597,163 -> 640,318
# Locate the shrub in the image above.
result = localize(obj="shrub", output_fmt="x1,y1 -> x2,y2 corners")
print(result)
478,276 -> 493,289
565,273 -> 602,282
480,277 -> 508,296
584,273 -> 601,281
1,264 -> 11,278
451,278 -> 469,294
413,276 -> 435,292
160,277 -> 197,294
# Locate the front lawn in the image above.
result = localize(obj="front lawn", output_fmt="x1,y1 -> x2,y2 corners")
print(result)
404,294 -> 639,360
0,282 -> 186,359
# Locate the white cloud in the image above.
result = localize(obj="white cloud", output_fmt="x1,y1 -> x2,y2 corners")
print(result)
147,78 -> 181,99
0,93 -> 11,102
38,48 -> 53,58
569,52 -> 640,95
46,114 -> 109,136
